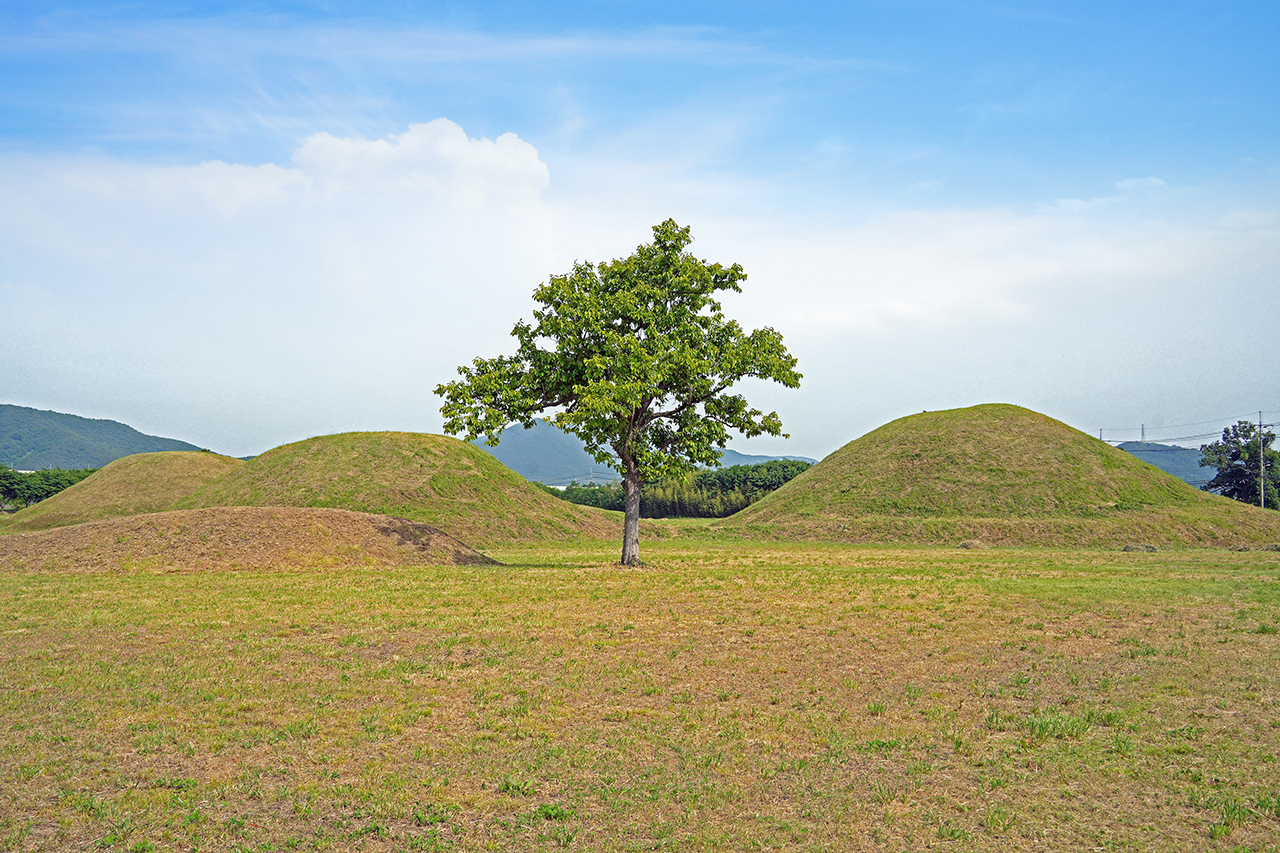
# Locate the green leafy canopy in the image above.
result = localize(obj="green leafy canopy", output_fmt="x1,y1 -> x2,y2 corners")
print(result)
435,219 -> 801,483
1200,420 -> 1280,509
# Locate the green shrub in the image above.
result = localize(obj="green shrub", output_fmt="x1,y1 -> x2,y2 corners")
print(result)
541,459 -> 811,518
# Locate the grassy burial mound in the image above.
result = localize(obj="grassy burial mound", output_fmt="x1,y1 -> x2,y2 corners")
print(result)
0,506 -> 497,572
723,404 -> 1280,547
173,431 -> 616,544
0,451 -> 244,534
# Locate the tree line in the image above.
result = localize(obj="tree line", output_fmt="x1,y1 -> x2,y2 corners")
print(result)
0,464 -> 98,510
1200,420 -> 1280,510
539,459 -> 811,519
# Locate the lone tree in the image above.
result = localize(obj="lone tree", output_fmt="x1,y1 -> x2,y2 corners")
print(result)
436,219 -> 801,564
1199,420 -> 1280,509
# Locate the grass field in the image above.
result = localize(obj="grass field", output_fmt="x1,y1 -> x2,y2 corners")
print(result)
3,541 -> 1280,851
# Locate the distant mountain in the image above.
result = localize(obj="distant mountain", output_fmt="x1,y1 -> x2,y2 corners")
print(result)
1117,441 -> 1210,487
471,421 -> 618,486
719,448 -> 816,467
0,404 -> 203,470
471,420 -> 815,486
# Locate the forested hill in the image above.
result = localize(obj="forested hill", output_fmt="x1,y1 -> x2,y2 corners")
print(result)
0,404 -> 203,469
1117,441 -> 1209,487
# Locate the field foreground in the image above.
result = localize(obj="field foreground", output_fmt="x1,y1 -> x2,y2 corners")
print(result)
2,542 -> 1279,851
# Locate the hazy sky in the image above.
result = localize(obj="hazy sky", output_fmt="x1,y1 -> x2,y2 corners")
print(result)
2,1 -> 1277,459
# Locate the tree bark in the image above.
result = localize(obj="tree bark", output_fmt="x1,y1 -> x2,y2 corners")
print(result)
621,464 -> 642,565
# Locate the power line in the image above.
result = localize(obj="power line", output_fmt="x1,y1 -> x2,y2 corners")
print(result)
1099,409 -> 1278,445
1099,409 -> 1277,433
1118,412 -> 1271,431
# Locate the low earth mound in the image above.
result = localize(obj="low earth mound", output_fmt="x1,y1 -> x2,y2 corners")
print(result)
0,506 -> 498,571
722,404 -> 1280,547
173,431 -> 615,544
0,451 -> 244,534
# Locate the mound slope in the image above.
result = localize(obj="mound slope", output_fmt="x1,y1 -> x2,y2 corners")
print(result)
0,451 -> 244,534
0,507 -> 498,572
724,404 -> 1280,547
173,431 -> 615,544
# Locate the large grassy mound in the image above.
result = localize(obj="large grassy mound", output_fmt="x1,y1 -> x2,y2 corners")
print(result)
0,451 -> 244,534
172,431 -> 616,544
0,506 -> 498,571
723,404 -> 1280,547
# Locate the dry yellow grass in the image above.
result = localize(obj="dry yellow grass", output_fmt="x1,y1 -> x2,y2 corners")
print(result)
0,506 -> 498,571
1,541 -> 1278,851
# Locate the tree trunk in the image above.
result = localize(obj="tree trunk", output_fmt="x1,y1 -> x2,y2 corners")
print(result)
621,465 -> 642,565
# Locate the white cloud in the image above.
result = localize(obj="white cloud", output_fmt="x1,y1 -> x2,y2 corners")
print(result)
292,120 -> 549,205
2,119 -> 1277,459
1045,175 -> 1168,213
1114,176 -> 1167,191
0,120 -> 557,453
735,195 -> 1272,339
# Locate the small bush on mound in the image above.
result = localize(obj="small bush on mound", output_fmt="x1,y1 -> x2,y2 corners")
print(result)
957,539 -> 984,549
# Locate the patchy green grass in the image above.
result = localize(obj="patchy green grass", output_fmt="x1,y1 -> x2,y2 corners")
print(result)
2,542 -> 1280,851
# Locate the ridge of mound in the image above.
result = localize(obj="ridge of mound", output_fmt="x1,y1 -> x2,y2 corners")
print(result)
723,404 -> 1280,547
0,451 -> 245,534
173,431 -> 615,544
0,506 -> 498,572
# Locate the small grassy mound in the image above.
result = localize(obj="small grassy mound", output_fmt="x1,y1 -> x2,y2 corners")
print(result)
173,431 -> 616,545
0,451 -> 244,534
0,506 -> 498,571
723,404 -> 1280,547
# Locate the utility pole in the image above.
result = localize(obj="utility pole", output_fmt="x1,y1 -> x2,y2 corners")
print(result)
1261,411 -> 1266,510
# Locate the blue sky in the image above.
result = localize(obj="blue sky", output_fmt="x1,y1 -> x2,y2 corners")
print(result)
1,1 -> 1277,457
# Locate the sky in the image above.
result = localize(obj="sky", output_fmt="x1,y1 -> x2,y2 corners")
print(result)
1,1 -> 1277,459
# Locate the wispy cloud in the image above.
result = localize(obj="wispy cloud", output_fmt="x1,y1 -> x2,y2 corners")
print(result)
2,4 -> 1276,456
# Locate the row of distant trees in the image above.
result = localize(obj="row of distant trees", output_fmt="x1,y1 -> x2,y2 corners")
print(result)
540,459 -> 812,519
0,464 -> 98,510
